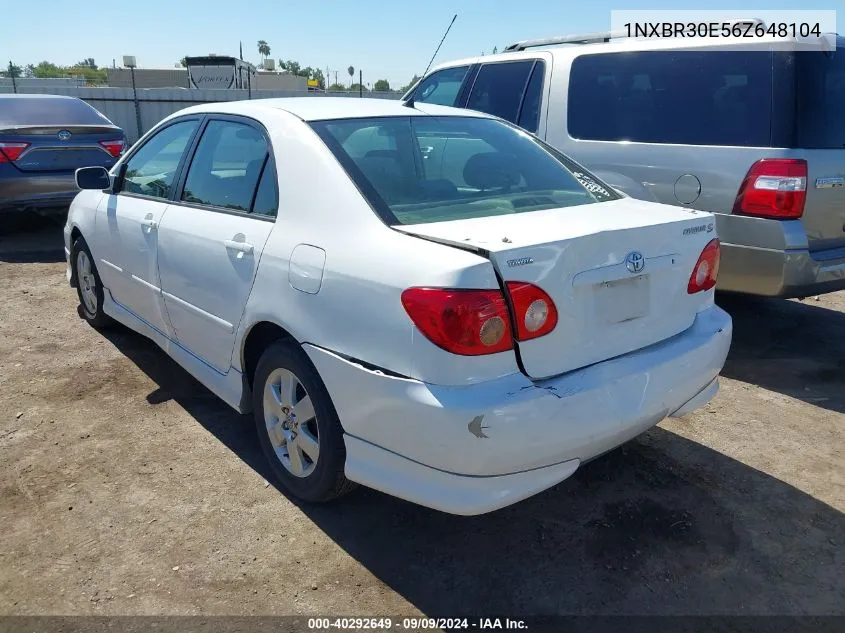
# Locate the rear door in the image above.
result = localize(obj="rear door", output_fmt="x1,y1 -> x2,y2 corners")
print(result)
787,45 -> 845,252
156,116 -> 276,373
95,117 -> 200,336
464,58 -> 550,135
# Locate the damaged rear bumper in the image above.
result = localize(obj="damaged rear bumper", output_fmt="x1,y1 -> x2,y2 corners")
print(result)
304,305 -> 732,515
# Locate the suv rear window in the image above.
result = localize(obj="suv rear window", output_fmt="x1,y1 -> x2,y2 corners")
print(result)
793,47 -> 845,148
568,50 -> 773,147
0,97 -> 112,127
311,116 -> 618,226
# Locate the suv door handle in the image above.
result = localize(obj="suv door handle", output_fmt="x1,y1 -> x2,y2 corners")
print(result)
224,239 -> 254,254
141,218 -> 158,230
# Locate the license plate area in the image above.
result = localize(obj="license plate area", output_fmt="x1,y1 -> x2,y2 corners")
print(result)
595,275 -> 649,324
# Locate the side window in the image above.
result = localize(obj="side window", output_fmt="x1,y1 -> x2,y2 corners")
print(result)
413,66 -> 470,106
251,155 -> 278,217
567,51 -> 773,146
121,120 -> 199,199
466,61 -> 535,123
181,120 -> 268,212
517,62 -> 546,133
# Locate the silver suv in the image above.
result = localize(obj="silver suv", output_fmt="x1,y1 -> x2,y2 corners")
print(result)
403,27 -> 845,298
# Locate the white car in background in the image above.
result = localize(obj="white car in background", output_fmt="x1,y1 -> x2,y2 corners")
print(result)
65,98 -> 732,515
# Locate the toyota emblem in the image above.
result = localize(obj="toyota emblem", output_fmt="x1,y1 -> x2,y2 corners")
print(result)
625,251 -> 645,274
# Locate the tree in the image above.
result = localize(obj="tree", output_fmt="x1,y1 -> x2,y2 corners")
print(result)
327,82 -> 345,92
5,62 -> 22,78
280,60 -> 302,76
179,57 -> 187,68
347,66 -> 354,86
257,40 -> 271,63
312,68 -> 325,89
76,58 -> 97,69
373,79 -> 390,92
349,83 -> 368,93
398,74 -> 421,94
31,61 -> 63,78
492,46 -> 498,54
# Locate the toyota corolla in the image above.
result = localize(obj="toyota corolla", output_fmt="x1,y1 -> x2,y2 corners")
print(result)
65,98 -> 732,515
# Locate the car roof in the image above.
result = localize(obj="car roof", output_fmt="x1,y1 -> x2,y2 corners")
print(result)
0,94 -> 81,101
175,97 -> 496,122
426,32 -> 844,74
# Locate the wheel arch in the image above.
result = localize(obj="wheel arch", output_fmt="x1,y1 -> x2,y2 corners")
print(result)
240,320 -> 298,391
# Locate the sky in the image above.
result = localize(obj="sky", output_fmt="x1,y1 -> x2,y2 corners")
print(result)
4,0 -> 843,89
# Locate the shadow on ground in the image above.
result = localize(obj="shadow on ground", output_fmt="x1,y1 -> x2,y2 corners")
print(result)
98,323 -> 844,616
717,293 -> 845,414
0,215 -> 66,263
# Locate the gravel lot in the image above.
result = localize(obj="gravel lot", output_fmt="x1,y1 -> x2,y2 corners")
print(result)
1,219 -> 843,617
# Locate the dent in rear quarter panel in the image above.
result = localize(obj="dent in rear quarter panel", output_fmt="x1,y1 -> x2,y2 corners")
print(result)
233,110 -> 520,386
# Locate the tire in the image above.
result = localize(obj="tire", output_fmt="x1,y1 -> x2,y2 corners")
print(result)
71,236 -> 113,329
253,339 -> 355,503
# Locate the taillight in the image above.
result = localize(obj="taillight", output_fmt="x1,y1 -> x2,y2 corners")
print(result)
505,282 -> 558,341
99,140 -> 125,157
732,159 -> 807,220
688,238 -> 720,294
401,287 -> 513,356
0,142 -> 30,163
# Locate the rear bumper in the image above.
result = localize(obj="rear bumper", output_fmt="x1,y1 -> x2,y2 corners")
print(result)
305,305 -> 732,515
718,242 -> 845,298
0,172 -> 78,213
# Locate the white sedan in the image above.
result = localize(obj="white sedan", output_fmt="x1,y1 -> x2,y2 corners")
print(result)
65,98 -> 732,515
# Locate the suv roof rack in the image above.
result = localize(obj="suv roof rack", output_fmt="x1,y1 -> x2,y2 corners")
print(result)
504,19 -> 765,52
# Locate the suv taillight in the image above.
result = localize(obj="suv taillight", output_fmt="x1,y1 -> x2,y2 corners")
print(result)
401,287 -> 513,356
99,139 -> 125,157
0,142 -> 29,163
688,238 -> 720,294
732,159 -> 807,220
505,282 -> 558,341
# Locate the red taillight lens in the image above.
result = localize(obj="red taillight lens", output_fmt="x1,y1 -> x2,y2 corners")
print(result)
99,139 -> 125,158
505,282 -> 558,341
401,287 -> 513,356
688,238 -> 721,294
0,142 -> 30,163
732,159 -> 807,220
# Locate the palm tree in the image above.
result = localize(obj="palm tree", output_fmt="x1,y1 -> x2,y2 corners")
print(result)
257,40 -> 271,64
347,66 -> 355,88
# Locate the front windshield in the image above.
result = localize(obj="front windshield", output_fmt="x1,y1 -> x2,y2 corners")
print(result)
310,116 -> 619,226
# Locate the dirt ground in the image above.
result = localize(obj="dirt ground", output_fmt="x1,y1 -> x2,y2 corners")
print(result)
0,219 -> 843,617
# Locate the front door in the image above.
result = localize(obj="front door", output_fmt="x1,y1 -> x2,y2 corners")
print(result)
95,118 -> 201,336
156,118 -> 279,373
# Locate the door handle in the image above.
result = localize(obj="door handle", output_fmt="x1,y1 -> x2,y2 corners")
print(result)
420,145 -> 434,158
141,218 -> 158,230
224,239 -> 254,254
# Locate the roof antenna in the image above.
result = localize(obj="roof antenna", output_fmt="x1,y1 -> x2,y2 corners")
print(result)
405,13 -> 457,108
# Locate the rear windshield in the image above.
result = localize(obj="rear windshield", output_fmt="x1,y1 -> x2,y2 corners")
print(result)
310,116 -> 619,226
0,97 -> 112,127
793,48 -> 845,148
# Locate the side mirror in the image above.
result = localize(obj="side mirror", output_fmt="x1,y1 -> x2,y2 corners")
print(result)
75,166 -> 111,191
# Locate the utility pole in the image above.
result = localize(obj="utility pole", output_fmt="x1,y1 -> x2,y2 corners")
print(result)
359,69 -> 362,98
8,61 -> 17,93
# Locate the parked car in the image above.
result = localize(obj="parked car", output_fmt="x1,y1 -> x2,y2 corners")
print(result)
403,27 -> 845,299
0,94 -> 125,216
65,98 -> 732,515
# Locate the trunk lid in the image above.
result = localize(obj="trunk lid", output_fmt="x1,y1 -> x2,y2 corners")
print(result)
396,199 -> 717,379
0,125 -> 123,173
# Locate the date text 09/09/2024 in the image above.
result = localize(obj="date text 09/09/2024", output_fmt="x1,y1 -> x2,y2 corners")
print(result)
624,21 -> 823,39
307,617 -> 528,630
